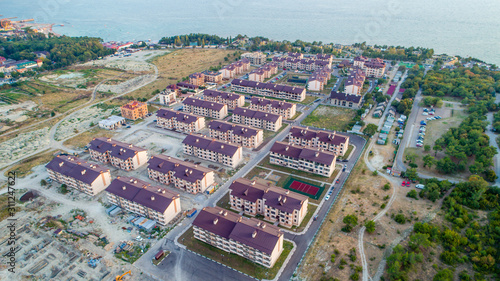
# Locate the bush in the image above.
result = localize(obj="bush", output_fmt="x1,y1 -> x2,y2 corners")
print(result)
365,221 -> 376,233
382,183 -> 390,190
394,214 -> 406,224
372,170 -> 378,176
330,254 -> 336,263
380,203 -> 386,209
40,179 -> 47,186
406,190 -> 419,200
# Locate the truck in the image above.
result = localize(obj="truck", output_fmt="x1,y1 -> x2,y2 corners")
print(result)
186,208 -> 197,218
155,250 -> 165,261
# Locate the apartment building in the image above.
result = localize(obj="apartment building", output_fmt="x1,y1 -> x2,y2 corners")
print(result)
182,97 -> 228,119
248,63 -> 278,82
307,66 -> 331,92
353,56 -> 386,78
45,155 -> 112,196
189,72 -> 205,86
147,155 -> 215,194
182,134 -> 243,168
272,53 -> 332,71
231,79 -> 306,102
120,101 -> 148,120
202,89 -> 245,109
88,137 -> 148,171
344,68 -> 366,95
249,97 -> 296,120
193,206 -> 284,268
232,107 -> 282,132
228,178 -> 308,228
269,141 -> 337,177
221,58 -> 251,79
156,108 -> 205,133
202,70 -> 223,83
241,52 -> 267,65
329,91 -> 363,109
288,126 -> 350,156
208,120 -> 263,149
106,176 -> 181,225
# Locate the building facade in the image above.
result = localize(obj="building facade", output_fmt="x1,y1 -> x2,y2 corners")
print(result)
249,97 -> 297,119
329,91 -> 363,109
120,101 -> 148,120
241,52 -> 267,65
353,56 -> 386,78
208,120 -> 263,149
189,72 -> 205,86
231,79 -> 306,102
98,116 -> 126,130
147,155 -> 215,194
45,155 -> 112,196
288,126 -> 350,156
182,134 -> 243,168
232,107 -> 282,132
202,90 -> 245,109
344,68 -> 366,95
156,108 -> 205,133
228,178 -> 308,228
88,138 -> 148,171
106,176 -> 181,225
202,70 -> 223,83
193,206 -> 284,268
182,97 -> 228,119
269,141 -> 337,177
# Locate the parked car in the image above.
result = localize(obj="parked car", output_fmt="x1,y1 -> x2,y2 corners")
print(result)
336,179 -> 340,184
435,116 -> 442,119
429,111 -> 435,115
406,181 -> 410,187
420,121 -> 427,125
423,108 -> 429,112
416,143 -> 423,147
401,181 -> 406,186
422,112 -> 428,116
342,159 -> 348,162
325,195 -> 330,201
416,184 -> 425,189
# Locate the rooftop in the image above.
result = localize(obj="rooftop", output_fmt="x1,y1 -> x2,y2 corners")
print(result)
182,134 -> 241,157
233,107 -> 281,123
270,141 -> 336,166
88,137 -> 147,160
148,155 -> 213,183
45,155 -> 109,185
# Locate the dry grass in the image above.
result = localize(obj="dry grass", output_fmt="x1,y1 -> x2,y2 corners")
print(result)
302,105 -> 357,131
4,149 -> 59,178
62,127 -> 116,149
298,160 -> 390,280
124,49 -> 235,101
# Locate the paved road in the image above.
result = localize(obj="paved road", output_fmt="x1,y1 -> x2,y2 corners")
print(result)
377,70 -> 407,131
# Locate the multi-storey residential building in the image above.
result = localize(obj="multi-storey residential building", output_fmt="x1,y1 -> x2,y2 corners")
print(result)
176,82 -> 199,91
106,176 -> 181,225
231,79 -> 306,102
269,141 -> 337,177
159,84 -> 180,105
88,138 -> 148,171
147,155 -> 215,194
193,206 -> 284,268
249,97 -> 296,120
353,56 -> 386,78
182,97 -> 228,119
241,52 -> 267,65
248,63 -> 278,82
272,53 -> 332,71
221,59 -> 251,79
228,178 -> 308,228
344,68 -> 366,95
120,101 -> 148,120
156,108 -> 205,133
208,120 -> 263,149
329,91 -> 363,109
45,155 -> 112,196
202,70 -> 223,83
189,72 -> 205,86
288,126 -> 350,156
202,90 -> 245,109
307,66 -> 332,92
232,107 -> 282,132
182,134 -> 243,168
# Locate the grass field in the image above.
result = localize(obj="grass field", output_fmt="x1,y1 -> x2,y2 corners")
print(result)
4,149 -> 59,178
62,127 -> 116,149
124,49 -> 236,101
179,227 -> 293,280
302,105 -> 356,131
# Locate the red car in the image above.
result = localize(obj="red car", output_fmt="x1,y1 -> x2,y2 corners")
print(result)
401,181 -> 406,186
406,181 -> 411,187
336,179 -> 340,184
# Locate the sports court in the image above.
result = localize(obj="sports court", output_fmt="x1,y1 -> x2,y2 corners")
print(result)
283,177 -> 324,200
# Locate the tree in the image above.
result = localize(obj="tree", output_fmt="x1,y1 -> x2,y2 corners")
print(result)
433,268 -> 454,281
394,214 -> 406,224
433,144 -> 442,156
365,221 -> 376,233
406,152 -> 418,163
342,215 -> 358,232
40,179 -> 47,186
406,168 -> 418,181
407,190 -> 418,199
424,144 -> 431,152
423,155 -> 435,168
363,124 -> 378,137
409,233 -> 431,250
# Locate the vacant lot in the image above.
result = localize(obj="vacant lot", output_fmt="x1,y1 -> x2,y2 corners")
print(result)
422,110 -> 468,147
302,105 -> 356,132
63,127 -> 116,149
179,227 -> 293,280
4,149 -> 59,178
124,49 -> 236,101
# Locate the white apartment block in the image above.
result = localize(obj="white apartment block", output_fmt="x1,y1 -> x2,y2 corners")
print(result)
156,108 -> 205,133
182,97 -> 228,119
88,138 -> 148,171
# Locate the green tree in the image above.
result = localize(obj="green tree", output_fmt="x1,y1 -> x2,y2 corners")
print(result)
409,233 -> 431,250
394,214 -> 406,224
433,144 -> 442,156
423,155 -> 435,168
405,168 -> 418,181
365,221 -> 376,233
433,268 -> 454,281
424,144 -> 431,152
363,124 -> 378,137
342,215 -> 358,232
40,179 -> 47,186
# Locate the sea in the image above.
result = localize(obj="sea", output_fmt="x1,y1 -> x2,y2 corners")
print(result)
3,0 -> 500,65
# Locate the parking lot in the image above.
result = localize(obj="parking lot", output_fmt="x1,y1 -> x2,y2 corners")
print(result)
408,105 -> 452,148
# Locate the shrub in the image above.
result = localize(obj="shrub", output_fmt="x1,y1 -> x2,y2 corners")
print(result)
406,190 -> 419,199
394,214 -> 406,224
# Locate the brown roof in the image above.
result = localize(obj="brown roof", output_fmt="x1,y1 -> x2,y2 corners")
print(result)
270,141 -> 336,166
88,137 -> 147,160
183,97 -> 226,111
203,89 -> 243,101
182,134 -> 241,157
106,176 -> 179,213
231,79 -> 305,95
121,101 -> 146,110
249,97 -> 295,111
148,155 -> 213,183
289,126 -> 348,146
233,107 -> 281,123
156,108 -> 202,124
45,155 -> 109,185
193,207 -> 282,255
329,91 -> 362,103
208,120 -> 262,138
